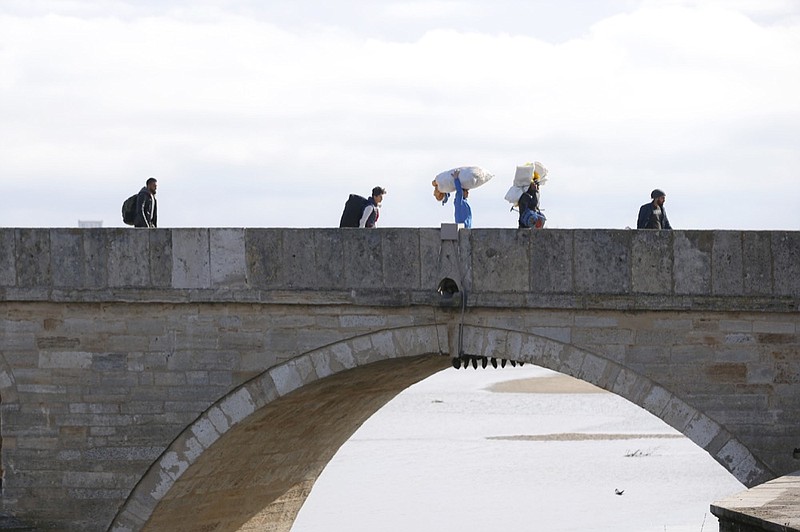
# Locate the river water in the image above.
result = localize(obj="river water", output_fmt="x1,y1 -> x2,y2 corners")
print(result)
291,366 -> 743,532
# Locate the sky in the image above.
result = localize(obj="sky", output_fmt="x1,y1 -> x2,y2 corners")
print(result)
1,0 -> 799,230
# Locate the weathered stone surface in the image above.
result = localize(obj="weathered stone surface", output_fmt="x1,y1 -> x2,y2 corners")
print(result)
530,229 -> 573,293
148,230 -> 172,288
313,229 -> 346,290
673,231 -> 712,295
419,228 -> 447,291
712,231 -> 744,295
742,232 -> 772,295
573,230 -> 630,294
15,229 -> 51,287
631,230 -> 672,294
50,229 -> 85,288
245,229 -> 281,288
772,232 -> 800,297
83,229 -> 110,288
382,229 -> 420,289
209,228 -> 247,288
470,229 -> 530,292
108,229 -> 150,287
172,229 -> 211,289
0,229 -> 15,286
342,229 -> 383,289
280,229 -> 318,289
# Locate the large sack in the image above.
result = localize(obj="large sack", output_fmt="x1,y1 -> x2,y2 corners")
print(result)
504,185 -> 528,205
435,166 -> 493,193
513,162 -> 548,187
339,194 -> 369,227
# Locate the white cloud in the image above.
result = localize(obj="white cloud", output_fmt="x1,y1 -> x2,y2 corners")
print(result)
0,2 -> 798,229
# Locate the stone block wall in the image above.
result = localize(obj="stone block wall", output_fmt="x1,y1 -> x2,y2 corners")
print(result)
0,227 -> 797,531
0,228 -> 797,307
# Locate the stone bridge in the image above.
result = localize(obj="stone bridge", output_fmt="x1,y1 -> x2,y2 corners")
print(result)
0,227 -> 798,531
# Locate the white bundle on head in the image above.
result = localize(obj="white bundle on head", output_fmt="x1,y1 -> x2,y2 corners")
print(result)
434,166 -> 494,193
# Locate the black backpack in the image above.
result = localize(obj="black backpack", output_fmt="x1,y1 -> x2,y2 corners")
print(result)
122,194 -> 138,225
339,194 -> 369,227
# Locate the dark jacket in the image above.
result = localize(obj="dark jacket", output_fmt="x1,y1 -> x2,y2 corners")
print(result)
134,187 -> 157,228
637,202 -> 671,230
359,197 -> 379,228
518,185 -> 540,228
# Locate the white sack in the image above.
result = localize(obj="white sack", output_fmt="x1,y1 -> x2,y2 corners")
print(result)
513,161 -> 548,187
504,185 -> 528,204
435,166 -> 494,193
514,165 -> 534,187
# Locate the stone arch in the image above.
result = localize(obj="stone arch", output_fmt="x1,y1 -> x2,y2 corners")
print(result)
108,324 -> 450,532
110,321 -> 773,531
458,324 -> 772,487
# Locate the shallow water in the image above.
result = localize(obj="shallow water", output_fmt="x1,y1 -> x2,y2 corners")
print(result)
291,366 -> 744,532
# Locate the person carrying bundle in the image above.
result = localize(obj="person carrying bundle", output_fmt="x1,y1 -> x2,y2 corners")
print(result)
451,169 -> 472,228
431,166 -> 492,228
504,161 -> 547,228
517,180 -> 541,229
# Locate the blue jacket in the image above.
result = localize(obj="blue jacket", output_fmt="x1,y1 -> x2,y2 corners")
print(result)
454,178 -> 472,228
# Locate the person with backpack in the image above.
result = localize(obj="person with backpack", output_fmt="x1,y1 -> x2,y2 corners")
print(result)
135,178 -> 158,228
637,189 -> 672,229
359,186 -> 386,228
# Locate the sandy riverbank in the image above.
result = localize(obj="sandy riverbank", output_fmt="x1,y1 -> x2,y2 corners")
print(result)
488,374 -> 607,394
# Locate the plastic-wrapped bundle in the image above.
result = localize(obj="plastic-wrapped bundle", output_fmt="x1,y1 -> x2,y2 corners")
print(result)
504,185 -> 528,205
434,166 -> 493,193
513,161 -> 548,187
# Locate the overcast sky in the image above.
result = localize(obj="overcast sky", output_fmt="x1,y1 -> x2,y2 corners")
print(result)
1,0 -> 798,229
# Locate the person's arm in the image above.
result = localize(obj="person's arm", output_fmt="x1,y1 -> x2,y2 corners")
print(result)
454,177 -> 464,204
636,204 -> 649,229
136,190 -> 150,227
143,194 -> 154,227
662,208 -> 672,230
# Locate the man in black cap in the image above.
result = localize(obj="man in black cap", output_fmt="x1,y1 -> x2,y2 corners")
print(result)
359,186 -> 386,228
637,189 -> 672,229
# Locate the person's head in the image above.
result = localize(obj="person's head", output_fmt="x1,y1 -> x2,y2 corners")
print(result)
462,188 -> 469,199
146,177 -> 158,194
651,188 -> 665,206
371,186 -> 386,204
528,180 -> 539,193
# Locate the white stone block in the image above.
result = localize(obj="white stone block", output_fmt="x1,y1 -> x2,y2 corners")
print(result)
683,413 -> 720,449
270,361 -> 304,396
219,388 -> 256,425
172,229 -> 211,289
210,229 -> 247,287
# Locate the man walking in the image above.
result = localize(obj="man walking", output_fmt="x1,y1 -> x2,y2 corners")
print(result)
359,186 -> 386,228
637,189 -> 672,230
135,178 -> 158,228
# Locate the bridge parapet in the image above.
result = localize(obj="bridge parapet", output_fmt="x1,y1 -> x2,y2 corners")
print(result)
0,228 -> 797,311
